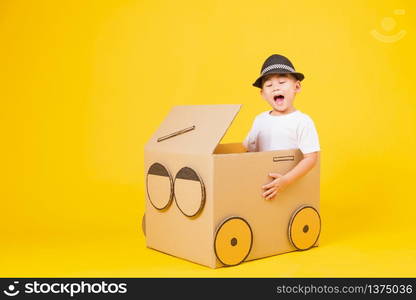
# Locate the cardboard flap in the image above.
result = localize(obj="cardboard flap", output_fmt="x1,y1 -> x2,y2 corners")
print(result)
145,104 -> 242,154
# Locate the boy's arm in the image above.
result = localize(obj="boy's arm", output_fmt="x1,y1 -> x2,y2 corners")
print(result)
282,151 -> 319,185
262,151 -> 319,200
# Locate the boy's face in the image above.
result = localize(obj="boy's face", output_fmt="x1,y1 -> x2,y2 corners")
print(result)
260,73 -> 301,114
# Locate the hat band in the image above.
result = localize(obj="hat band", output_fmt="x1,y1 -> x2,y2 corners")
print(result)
261,64 -> 295,75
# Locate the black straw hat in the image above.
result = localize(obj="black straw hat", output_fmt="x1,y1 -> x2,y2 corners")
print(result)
252,54 -> 304,88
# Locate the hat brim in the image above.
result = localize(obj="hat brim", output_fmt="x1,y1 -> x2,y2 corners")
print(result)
252,70 -> 305,88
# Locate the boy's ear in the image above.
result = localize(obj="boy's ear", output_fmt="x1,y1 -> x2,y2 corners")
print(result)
295,80 -> 301,93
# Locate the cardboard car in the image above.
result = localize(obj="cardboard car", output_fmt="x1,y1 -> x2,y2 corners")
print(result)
142,104 -> 320,268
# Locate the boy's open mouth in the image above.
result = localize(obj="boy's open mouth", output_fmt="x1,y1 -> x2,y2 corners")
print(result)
274,95 -> 285,102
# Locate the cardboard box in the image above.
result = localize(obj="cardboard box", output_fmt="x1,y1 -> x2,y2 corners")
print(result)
143,104 -> 320,268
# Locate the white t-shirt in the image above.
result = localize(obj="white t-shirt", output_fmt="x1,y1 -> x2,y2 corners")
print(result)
243,110 -> 320,154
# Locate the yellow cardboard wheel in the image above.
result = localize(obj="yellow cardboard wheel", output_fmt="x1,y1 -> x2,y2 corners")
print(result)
288,206 -> 321,250
146,163 -> 173,210
174,167 -> 205,217
214,217 -> 253,266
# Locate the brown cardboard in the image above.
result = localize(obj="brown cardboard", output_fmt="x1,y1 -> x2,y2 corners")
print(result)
145,104 -> 241,154
144,104 -> 320,268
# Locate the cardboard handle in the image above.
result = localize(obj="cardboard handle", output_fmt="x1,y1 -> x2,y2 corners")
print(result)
273,155 -> 294,162
157,125 -> 196,142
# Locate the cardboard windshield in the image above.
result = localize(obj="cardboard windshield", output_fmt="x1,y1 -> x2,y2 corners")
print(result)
145,104 -> 241,154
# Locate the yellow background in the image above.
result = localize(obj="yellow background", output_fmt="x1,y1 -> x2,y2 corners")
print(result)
1,0 -> 415,277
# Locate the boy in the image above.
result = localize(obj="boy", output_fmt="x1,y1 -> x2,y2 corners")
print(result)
243,54 -> 320,200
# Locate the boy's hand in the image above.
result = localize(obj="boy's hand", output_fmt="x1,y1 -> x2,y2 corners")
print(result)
261,173 -> 290,200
